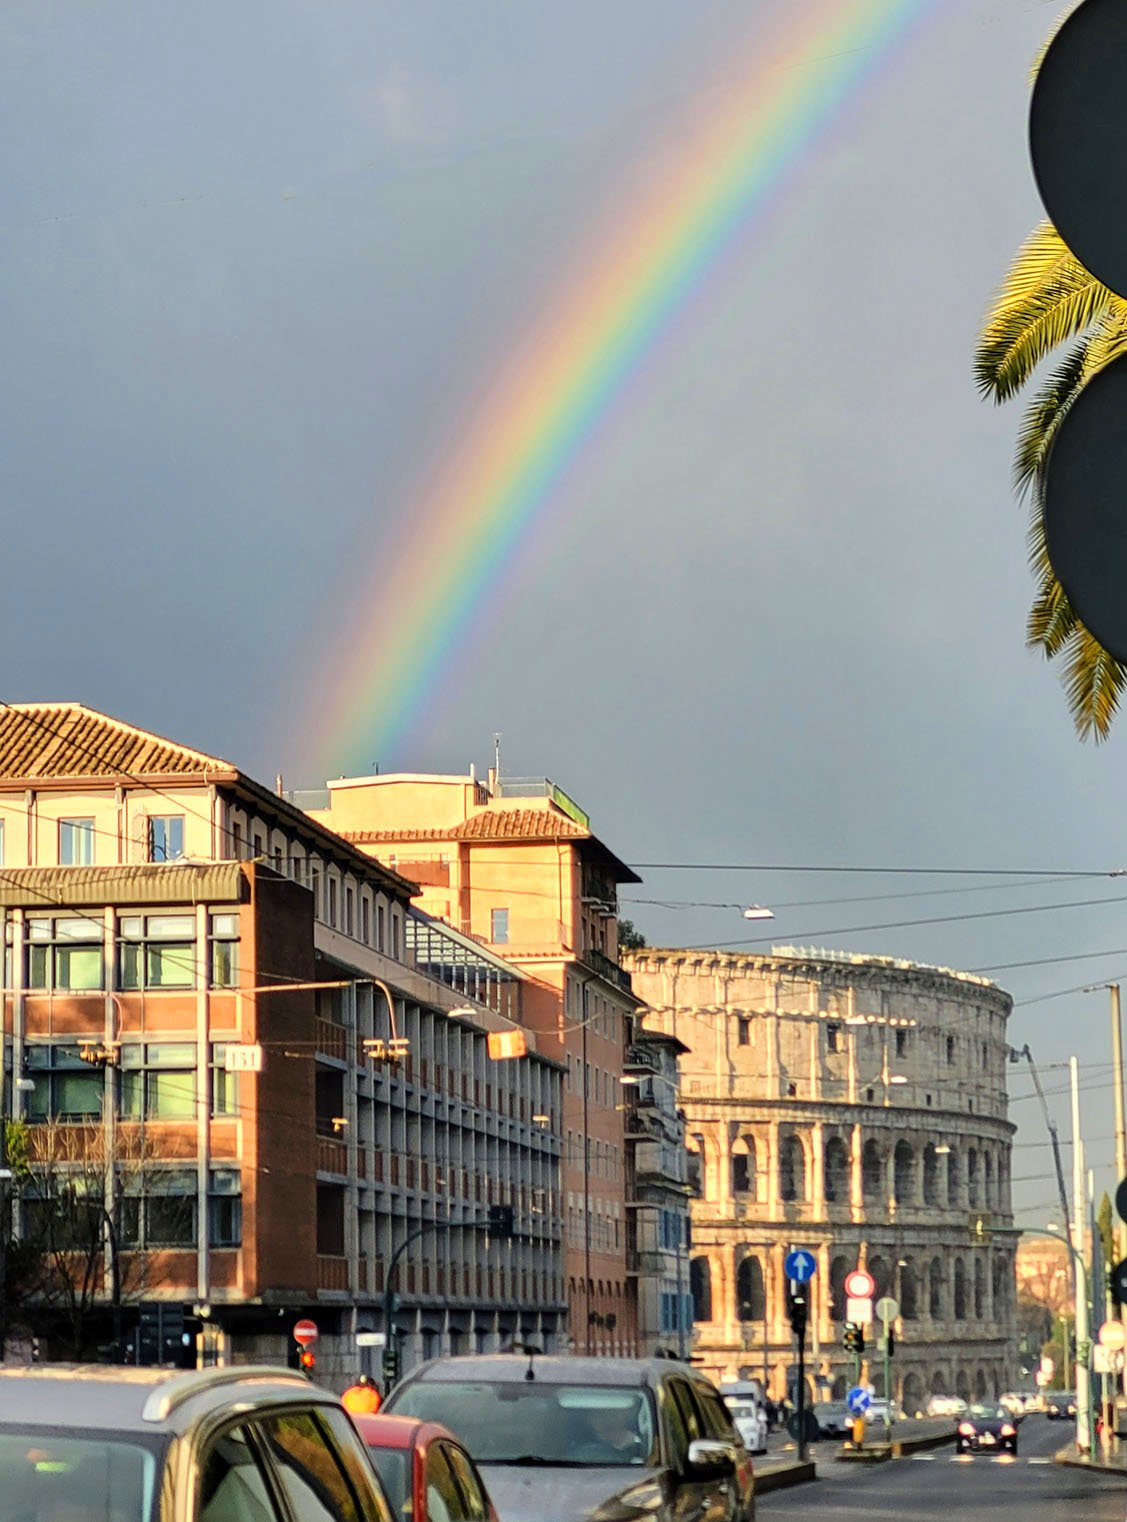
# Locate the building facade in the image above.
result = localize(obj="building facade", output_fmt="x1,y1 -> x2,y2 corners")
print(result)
624,946 -> 1019,1410
307,769 -> 657,1355
0,704 -> 566,1377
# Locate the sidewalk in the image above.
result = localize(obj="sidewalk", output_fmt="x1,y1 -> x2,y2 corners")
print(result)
1054,1438 -> 1127,1477
754,1452 -> 817,1494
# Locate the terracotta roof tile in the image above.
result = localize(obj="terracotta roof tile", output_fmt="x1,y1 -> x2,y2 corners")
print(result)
451,809 -> 589,841
0,704 -> 233,781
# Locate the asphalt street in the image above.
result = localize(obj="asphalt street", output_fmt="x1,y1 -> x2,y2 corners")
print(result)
759,1416 -> 1127,1521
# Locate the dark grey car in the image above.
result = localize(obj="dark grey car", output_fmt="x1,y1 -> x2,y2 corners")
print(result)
384,1354 -> 755,1522
0,1363 -> 396,1522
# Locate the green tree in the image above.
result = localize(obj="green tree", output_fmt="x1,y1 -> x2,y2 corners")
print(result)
975,220 -> 1127,739
617,919 -> 647,951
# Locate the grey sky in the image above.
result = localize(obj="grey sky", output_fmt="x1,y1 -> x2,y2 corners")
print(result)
0,0 -> 1114,1225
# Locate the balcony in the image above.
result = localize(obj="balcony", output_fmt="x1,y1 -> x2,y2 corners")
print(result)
317,1255 -> 350,1292
578,946 -> 633,993
316,1136 -> 349,1176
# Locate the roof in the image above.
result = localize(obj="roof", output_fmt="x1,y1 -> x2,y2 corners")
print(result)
352,1412 -> 459,1449
0,862 -> 246,908
0,703 -> 233,781
390,1354 -> 705,1389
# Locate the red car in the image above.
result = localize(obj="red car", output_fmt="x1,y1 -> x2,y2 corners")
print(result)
353,1411 -> 501,1522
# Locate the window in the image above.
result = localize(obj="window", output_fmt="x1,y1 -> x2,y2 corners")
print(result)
361,896 -> 371,944
119,1043 -> 196,1120
827,1022 -> 840,1053
26,916 -> 104,991
119,914 -> 196,989
895,1029 -> 907,1058
200,1424 -> 277,1522
120,1168 -> 196,1248
327,877 -> 338,927
491,908 -> 509,945
209,1045 -> 240,1117
345,885 -> 354,937
252,833 -> 265,859
946,1035 -> 955,1065
147,815 -> 185,862
25,1042 -> 105,1119
260,1411 -> 366,1522
377,902 -> 386,951
59,817 -> 95,865
737,1017 -> 750,1046
208,913 -> 238,988
208,1168 -> 242,1246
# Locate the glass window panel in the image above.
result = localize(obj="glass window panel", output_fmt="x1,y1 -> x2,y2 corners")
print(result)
55,918 -> 103,941
209,1169 -> 241,1195
119,917 -> 143,940
209,913 -> 238,937
27,945 -> 48,988
149,816 -> 185,862
27,918 -> 52,941
119,1071 -> 143,1119
26,1075 -> 49,1120
200,1423 -> 278,1522
55,946 -> 103,991
55,1070 -> 103,1117
145,916 -> 196,939
260,1412 -> 364,1522
59,819 -> 95,866
119,944 -> 142,989
145,1195 -> 195,1246
146,944 -> 194,988
149,1070 -> 195,1119
208,1195 -> 242,1247
211,1066 -> 238,1116
147,1044 -> 196,1067
210,940 -> 238,989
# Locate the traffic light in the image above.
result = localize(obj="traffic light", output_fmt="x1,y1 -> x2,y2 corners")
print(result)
382,1344 -> 401,1388
487,1204 -> 515,1238
787,1287 -> 808,1340
884,1327 -> 895,1357
299,1349 -> 316,1377
843,1322 -> 865,1355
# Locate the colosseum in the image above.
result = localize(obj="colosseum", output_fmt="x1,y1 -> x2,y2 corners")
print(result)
624,946 -> 1018,1412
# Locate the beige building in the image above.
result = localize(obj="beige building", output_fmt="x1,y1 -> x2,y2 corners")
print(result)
625,945 -> 1019,1410
306,770 -> 648,1354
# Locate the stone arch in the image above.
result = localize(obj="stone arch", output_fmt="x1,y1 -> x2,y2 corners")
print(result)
946,1147 -> 960,1206
824,1135 -> 849,1205
902,1372 -> 925,1418
862,1138 -> 884,1202
930,1371 -> 947,1396
687,1134 -> 704,1199
974,1257 -> 986,1319
922,1144 -> 940,1206
967,1147 -> 979,1208
955,1369 -> 970,1401
894,1140 -> 916,1205
832,1373 -> 848,1399
928,1257 -> 944,1319
736,1254 -> 766,1322
868,1254 -> 890,1300
953,1257 -> 968,1321
731,1134 -> 757,1198
900,1259 -> 919,1320
779,1132 -> 807,1203
690,1256 -> 712,1322
974,1368 -> 988,1401
829,1254 -> 849,1323
984,1151 -> 994,1208
991,1254 -> 1008,1316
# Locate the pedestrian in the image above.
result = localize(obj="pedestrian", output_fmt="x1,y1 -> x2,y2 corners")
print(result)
342,1373 -> 382,1414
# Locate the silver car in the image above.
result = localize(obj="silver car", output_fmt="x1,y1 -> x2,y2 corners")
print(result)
0,1363 -> 396,1522
384,1353 -> 755,1522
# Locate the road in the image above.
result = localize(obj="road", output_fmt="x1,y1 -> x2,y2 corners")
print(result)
759,1416 -> 1127,1520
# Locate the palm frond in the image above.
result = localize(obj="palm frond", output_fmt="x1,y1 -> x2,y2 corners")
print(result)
1012,340 -> 1088,497
1060,623 -> 1127,742
975,222 -> 1115,401
1025,568 -> 1076,658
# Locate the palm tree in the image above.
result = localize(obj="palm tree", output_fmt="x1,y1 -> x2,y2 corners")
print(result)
975,221 -> 1127,738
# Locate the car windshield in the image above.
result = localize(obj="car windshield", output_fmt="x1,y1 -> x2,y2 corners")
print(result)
387,1382 -> 656,1466
364,1450 -> 410,1520
0,1431 -> 160,1522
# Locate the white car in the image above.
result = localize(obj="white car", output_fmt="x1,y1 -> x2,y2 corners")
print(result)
728,1404 -> 769,1455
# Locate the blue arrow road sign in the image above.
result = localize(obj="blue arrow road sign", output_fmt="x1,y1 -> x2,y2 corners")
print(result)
785,1249 -> 816,1284
847,1386 -> 871,1415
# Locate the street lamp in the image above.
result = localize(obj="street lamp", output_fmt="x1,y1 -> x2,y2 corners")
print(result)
742,906 -> 774,922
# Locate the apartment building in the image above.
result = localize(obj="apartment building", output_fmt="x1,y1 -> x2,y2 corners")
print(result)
306,770 -> 647,1354
0,704 -> 565,1374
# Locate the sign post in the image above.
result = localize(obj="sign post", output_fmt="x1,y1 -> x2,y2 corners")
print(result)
784,1249 -> 816,1463
875,1297 -> 899,1431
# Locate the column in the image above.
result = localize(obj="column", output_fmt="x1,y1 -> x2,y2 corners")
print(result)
850,1123 -> 863,1225
811,1121 -> 826,1219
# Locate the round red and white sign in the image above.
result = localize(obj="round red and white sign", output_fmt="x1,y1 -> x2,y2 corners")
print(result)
292,1319 -> 319,1347
844,1269 -> 876,1299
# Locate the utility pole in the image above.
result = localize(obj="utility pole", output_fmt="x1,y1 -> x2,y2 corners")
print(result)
1071,1056 -> 1093,1453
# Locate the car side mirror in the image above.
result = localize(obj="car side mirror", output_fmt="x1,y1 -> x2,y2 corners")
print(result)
685,1438 -> 736,1477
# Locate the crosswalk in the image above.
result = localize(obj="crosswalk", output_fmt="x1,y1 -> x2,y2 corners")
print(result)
909,1453 -> 1052,1465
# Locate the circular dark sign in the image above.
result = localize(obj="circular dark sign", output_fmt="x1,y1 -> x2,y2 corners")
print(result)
1042,355 -> 1127,663
1116,1177 -> 1127,1227
1112,1257 -> 1127,1307
786,1409 -> 820,1444
1030,0 -> 1127,299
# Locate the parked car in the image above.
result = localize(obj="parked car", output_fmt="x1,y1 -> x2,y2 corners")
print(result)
353,1411 -> 500,1522
811,1401 -> 852,1439
997,1393 -> 1027,1422
956,1403 -> 1019,1456
384,1354 -> 755,1522
864,1398 -> 903,1427
925,1394 -> 967,1418
1046,1391 -> 1077,1420
0,1362 -> 396,1522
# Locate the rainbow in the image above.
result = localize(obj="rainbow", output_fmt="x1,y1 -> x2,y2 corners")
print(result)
306,0 -> 937,775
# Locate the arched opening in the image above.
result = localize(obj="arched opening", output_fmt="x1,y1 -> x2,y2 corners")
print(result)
928,1257 -> 944,1320
984,1152 -> 994,1208
893,1141 -> 916,1205
731,1135 -> 757,1199
829,1255 -> 849,1323
946,1148 -> 960,1206
779,1133 -> 806,1203
902,1372 -> 925,1419
690,1256 -> 712,1322
900,1259 -> 918,1320
991,1254 -> 1008,1316
922,1144 -> 940,1206
868,1255 -> 889,1300
687,1134 -> 704,1199
736,1255 -> 766,1322
862,1139 -> 884,1202
955,1369 -> 970,1402
824,1135 -> 849,1204
974,1368 -> 988,1401
967,1148 -> 979,1208
953,1258 -> 967,1321
832,1374 -> 848,1399
930,1371 -> 947,1396
974,1257 -> 985,1319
